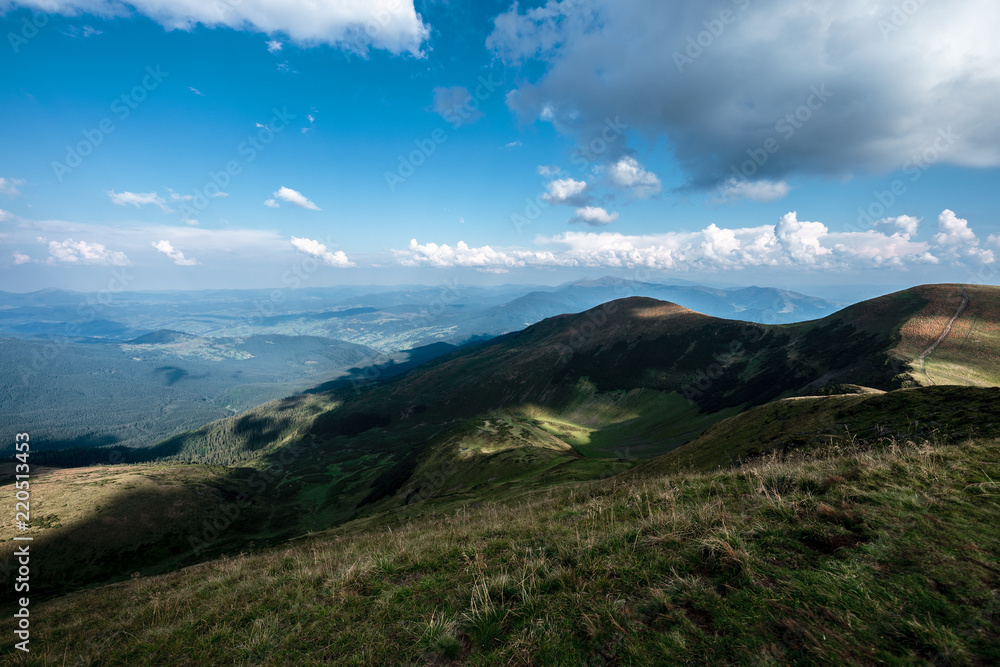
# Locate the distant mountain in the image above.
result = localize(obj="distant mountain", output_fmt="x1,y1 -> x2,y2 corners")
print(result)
97,283 -> 992,532
0,279 -> 840,351
475,277 -> 839,330
13,283 -> 1000,611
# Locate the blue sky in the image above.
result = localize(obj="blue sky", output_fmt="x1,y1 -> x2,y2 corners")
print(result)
1,0 -> 998,295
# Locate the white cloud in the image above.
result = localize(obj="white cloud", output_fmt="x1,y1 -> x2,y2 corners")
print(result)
188,86 -> 203,96
537,165 -> 561,177
0,177 -> 25,198
152,239 -> 198,266
393,210 -> 962,272
875,214 -> 921,238
4,212 -> 296,272
166,188 -> 194,202
273,186 -> 320,211
62,24 -> 102,37
266,39 -> 283,53
12,251 -> 31,265
290,237 -> 354,267
108,189 -> 172,213
394,239 -> 568,270
542,178 -> 588,205
602,156 -> 661,198
571,206 -> 619,226
45,239 -> 130,266
263,198 -> 279,209
431,86 -> 484,126
714,178 -> 792,203
774,211 -> 831,265
489,0 -> 1000,188
932,209 -> 994,263
504,141 -> 522,150
14,0 -> 430,55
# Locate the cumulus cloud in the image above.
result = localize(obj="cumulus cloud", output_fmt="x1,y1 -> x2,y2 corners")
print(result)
108,189 -> 172,212
933,209 -> 994,263
602,156 -> 661,198
394,239 -> 568,271
45,239 -> 130,266
431,86 -> 484,127
571,206 -> 619,226
12,251 -> 31,265
542,178 -> 588,205
271,186 -> 320,210
290,237 -> 354,267
266,39 -> 283,53
264,198 -> 279,209
488,0 -> 1000,188
0,177 -> 25,198
152,240 -> 198,266
392,209 -> 993,272
537,165 -> 561,177
875,214 -> 921,238
714,178 -> 792,203
11,0 -> 429,54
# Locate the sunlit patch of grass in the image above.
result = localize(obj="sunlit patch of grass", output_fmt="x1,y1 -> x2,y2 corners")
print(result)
5,434 -> 999,665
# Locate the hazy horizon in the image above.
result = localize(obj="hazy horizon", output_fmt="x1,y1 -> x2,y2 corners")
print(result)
2,1 -> 999,294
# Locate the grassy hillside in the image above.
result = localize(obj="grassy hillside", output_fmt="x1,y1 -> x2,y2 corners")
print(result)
5,433 -> 998,665
0,462 -> 267,601
638,385 -> 1000,477
9,284 -> 998,608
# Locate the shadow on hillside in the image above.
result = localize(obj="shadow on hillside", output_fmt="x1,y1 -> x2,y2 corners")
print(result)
0,468 -> 269,606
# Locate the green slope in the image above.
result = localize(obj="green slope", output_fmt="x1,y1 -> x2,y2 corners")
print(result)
12,284 -> 1000,604
634,384 -> 1000,478
6,434 -> 999,665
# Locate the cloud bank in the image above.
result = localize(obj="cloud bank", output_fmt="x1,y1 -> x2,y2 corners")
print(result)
393,210 -> 993,273
488,0 -> 1000,188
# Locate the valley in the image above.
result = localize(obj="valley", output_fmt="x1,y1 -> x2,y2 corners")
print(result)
1,282 -> 998,664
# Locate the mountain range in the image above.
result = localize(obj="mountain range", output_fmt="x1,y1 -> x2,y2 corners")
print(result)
2,283 -> 998,664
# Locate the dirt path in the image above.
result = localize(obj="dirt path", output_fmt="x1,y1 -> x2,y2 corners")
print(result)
918,286 -> 970,385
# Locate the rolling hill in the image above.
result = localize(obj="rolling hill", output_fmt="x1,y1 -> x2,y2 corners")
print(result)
4,377 -> 999,662
8,283 -> 998,611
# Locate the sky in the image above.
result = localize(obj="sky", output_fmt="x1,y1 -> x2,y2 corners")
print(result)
1,0 -> 999,295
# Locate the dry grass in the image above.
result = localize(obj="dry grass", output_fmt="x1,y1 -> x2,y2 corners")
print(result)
5,435 -> 999,665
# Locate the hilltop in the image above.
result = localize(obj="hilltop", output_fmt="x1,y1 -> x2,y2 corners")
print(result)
5,283 -> 999,608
